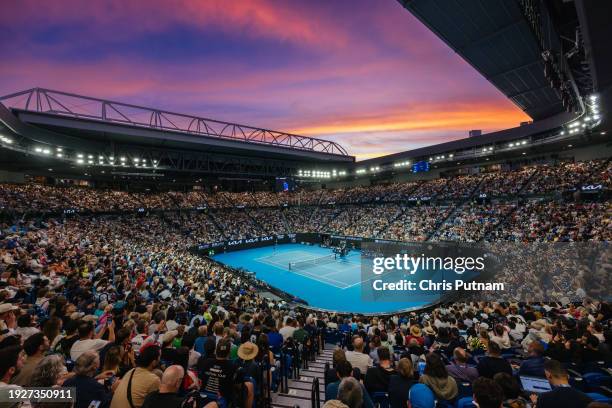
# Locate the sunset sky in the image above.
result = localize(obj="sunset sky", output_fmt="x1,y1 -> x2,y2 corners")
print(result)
0,0 -> 530,160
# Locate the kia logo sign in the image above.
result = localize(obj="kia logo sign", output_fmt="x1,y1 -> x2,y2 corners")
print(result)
581,184 -> 602,191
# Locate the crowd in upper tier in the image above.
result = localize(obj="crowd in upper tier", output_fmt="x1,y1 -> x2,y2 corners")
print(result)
0,157 -> 610,408
0,159 -> 609,214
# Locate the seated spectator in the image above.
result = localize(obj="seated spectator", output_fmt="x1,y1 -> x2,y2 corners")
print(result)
326,349 -> 347,386
408,383 -> 435,408
0,345 -> 29,406
29,354 -> 68,387
472,377 -> 503,408
326,360 -> 373,408
11,332 -> 49,386
365,347 -> 396,394
530,359 -> 593,408
446,347 -> 479,383
344,336 -> 372,378
15,313 -> 40,340
337,377 -> 363,408
406,325 -> 425,347
493,372 -> 529,408
71,320 -> 115,361
490,324 -> 512,350
519,341 -> 546,377
476,341 -> 512,379
63,350 -> 115,408
141,365 -> 196,408
388,358 -> 417,408
111,345 -> 162,408
419,352 -> 458,401
197,338 -> 237,404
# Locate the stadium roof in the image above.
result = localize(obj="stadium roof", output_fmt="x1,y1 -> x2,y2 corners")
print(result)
399,0 -> 580,120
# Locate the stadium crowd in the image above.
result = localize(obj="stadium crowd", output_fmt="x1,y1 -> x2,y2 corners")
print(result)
0,157 -> 610,408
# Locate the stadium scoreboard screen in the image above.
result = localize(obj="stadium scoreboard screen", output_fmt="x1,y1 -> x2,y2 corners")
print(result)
411,161 -> 430,173
275,177 -> 296,192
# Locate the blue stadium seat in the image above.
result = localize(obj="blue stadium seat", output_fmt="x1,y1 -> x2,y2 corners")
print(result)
583,372 -> 612,389
456,397 -> 476,408
371,392 -> 389,408
586,392 -> 612,403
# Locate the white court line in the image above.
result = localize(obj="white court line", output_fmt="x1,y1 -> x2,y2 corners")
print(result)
256,255 -> 350,289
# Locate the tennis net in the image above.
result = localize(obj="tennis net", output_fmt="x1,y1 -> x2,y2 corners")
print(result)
288,253 -> 336,271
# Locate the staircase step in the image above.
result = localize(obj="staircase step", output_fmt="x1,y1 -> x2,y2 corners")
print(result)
272,395 -> 313,408
289,380 -> 319,391
309,362 -> 327,368
299,369 -> 325,378
280,388 -> 325,400
302,366 -> 324,373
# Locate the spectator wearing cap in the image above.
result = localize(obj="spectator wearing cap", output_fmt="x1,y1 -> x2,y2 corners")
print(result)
406,325 -> 425,346
530,359 -> 593,408
197,338 -> 237,403
237,342 -> 259,408
446,347 -> 479,383
0,303 -> 19,334
476,341 -> 512,379
11,332 -> 49,386
64,350 -> 115,408
71,320 -> 115,361
407,383 -> 435,408
111,345 -> 161,408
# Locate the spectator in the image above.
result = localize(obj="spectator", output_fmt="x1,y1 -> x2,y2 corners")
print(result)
472,377 -> 503,408
493,372 -> 529,408
15,313 -> 39,340
519,341 -> 546,377
197,338 -> 237,404
419,352 -> 458,401
11,332 -> 49,386
344,336 -> 372,378
388,358 -> 417,408
325,360 -> 373,408
29,354 -> 68,387
530,359 -> 593,408
476,341 -> 512,379
111,345 -> 161,408
365,347 -> 396,394
336,377 -> 363,408
0,346 -> 31,408
63,350 -> 115,408
141,365 -> 193,408
446,347 -> 479,383
71,320 -> 115,361
407,383 -> 435,408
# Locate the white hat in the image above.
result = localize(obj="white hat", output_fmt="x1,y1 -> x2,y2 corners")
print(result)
0,303 -> 19,314
162,330 -> 178,344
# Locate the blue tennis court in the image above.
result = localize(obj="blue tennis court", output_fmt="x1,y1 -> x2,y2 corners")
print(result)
213,243 -> 431,314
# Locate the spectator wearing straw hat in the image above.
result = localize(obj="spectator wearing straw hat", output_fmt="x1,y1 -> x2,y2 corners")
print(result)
237,342 -> 259,408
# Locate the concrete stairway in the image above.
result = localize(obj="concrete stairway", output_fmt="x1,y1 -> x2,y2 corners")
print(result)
271,346 -> 334,408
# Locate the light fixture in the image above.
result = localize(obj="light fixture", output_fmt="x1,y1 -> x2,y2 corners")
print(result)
56,147 -> 63,152
77,159 -> 84,164
77,154 -> 84,158
35,147 -> 43,153
56,153 -> 63,158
